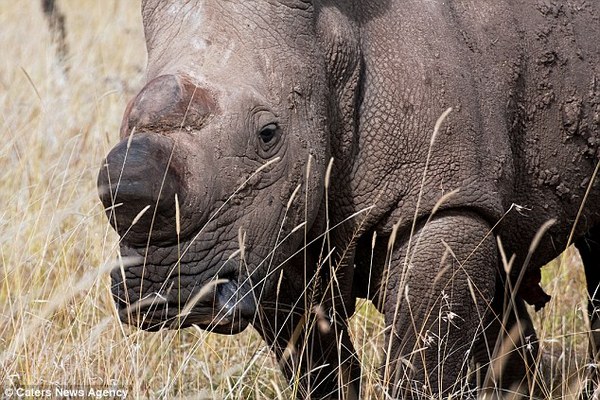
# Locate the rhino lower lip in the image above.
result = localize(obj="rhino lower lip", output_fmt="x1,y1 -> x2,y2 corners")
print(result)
123,309 -> 250,334
116,281 -> 255,334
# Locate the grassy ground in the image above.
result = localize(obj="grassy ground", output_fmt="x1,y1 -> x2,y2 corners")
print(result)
0,1 -> 593,399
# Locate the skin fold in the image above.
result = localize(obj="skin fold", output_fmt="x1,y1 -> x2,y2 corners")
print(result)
98,1 -> 600,398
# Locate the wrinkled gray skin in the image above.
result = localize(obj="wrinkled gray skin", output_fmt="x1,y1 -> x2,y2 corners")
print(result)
98,1 -> 600,398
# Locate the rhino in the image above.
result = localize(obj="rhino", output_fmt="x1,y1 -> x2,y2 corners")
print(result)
97,1 -> 600,398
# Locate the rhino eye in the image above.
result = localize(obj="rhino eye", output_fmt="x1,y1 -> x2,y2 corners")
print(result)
259,123 -> 279,145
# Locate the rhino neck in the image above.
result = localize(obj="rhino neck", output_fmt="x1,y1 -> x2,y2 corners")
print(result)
317,5 -> 362,169
314,5 -> 367,236
297,5 -> 366,317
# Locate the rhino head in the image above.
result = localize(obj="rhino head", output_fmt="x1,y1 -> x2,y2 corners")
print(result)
97,1 -> 342,334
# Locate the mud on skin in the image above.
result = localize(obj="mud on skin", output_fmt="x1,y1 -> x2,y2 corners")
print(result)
98,1 -> 600,398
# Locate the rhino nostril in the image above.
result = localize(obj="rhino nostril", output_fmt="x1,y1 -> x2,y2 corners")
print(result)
215,280 -> 257,322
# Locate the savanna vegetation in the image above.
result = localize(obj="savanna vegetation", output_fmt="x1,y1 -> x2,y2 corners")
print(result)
0,1 -> 594,398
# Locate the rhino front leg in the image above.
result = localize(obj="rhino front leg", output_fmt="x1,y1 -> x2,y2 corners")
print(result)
254,273 -> 361,400
380,211 -> 497,398
471,273 -> 538,395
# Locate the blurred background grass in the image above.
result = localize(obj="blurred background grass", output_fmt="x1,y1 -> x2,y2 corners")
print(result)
0,1 -> 591,398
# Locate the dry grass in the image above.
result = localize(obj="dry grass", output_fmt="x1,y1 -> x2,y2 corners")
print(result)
0,1 -> 593,399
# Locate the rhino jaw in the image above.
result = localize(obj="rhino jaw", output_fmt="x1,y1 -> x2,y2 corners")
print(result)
113,277 -> 256,334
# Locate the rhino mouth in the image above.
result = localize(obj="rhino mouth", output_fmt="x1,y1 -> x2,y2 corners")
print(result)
113,277 -> 257,335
